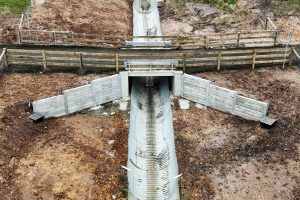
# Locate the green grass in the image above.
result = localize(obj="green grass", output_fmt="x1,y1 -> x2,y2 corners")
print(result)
0,0 -> 29,14
278,0 -> 300,13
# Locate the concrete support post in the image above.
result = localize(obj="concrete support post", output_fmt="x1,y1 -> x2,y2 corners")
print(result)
172,71 -> 183,97
120,71 -> 129,100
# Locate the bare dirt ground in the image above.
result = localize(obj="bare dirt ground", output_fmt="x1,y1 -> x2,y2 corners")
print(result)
0,73 -> 129,200
0,67 -> 299,200
160,0 -> 300,44
29,0 -> 133,36
174,67 -> 300,199
0,15 -> 19,44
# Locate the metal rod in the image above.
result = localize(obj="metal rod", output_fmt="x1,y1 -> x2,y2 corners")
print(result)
283,31 -> 292,69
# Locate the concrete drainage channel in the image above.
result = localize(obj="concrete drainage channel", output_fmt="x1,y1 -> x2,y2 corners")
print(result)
30,0 -> 276,199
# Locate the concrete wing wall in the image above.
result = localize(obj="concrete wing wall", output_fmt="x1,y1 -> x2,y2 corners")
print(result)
32,95 -> 66,118
63,84 -> 94,114
182,74 -> 269,121
32,75 -> 121,118
208,85 -> 238,115
92,74 -> 121,105
235,95 -> 269,121
182,74 -> 211,105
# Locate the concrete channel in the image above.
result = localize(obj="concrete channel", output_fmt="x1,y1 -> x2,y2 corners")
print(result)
127,0 -> 180,199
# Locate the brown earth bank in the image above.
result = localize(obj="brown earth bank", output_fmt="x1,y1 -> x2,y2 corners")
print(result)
0,67 -> 299,200
29,0 -> 133,36
0,15 -> 19,44
174,67 -> 299,199
0,73 -> 128,200
160,0 -> 300,44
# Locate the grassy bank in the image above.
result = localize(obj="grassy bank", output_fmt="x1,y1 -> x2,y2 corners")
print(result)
0,0 -> 28,14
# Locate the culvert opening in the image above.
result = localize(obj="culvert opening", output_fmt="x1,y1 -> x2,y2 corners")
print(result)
128,76 -> 174,96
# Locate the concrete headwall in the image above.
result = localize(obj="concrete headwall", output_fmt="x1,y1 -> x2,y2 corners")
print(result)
32,75 -> 121,118
180,74 -> 269,121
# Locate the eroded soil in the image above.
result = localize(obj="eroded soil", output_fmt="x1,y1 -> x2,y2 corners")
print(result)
29,0 -> 133,36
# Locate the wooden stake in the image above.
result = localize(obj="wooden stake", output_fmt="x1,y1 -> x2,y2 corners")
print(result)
79,53 -> 83,70
116,54 -> 119,72
42,51 -> 47,71
273,31 -> 278,46
3,48 -> 8,68
289,49 -> 293,67
183,54 -> 186,73
217,52 -> 222,71
252,50 -> 256,69
237,33 -> 241,48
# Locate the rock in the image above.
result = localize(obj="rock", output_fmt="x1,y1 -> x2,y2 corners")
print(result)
110,128 -> 116,134
119,101 -> 128,111
0,160 -> 5,167
191,3 -> 220,18
108,140 -> 115,145
246,135 -> 259,145
179,99 -> 190,110
112,100 -> 120,105
89,105 -> 103,111
102,112 -> 108,116
8,157 -> 17,168
195,104 -> 207,109
112,195 -> 116,199
0,176 -> 5,184
110,111 -> 116,116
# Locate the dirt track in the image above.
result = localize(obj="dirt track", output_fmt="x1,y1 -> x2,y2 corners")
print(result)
29,0 -> 133,36
0,67 -> 299,199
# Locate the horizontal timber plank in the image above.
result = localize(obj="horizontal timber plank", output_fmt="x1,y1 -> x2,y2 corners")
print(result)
9,61 -> 43,65
7,55 -> 43,59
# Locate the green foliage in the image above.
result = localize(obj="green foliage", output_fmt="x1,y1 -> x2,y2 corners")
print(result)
278,0 -> 300,13
0,0 -> 29,13
119,175 -> 128,197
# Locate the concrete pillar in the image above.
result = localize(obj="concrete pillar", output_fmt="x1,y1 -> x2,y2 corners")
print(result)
172,71 -> 183,97
120,71 -> 129,100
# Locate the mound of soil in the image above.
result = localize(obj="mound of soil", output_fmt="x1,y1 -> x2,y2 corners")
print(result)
29,0 -> 133,35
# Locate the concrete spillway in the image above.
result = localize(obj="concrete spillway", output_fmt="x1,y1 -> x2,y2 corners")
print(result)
127,0 -> 180,199
128,78 -> 180,199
